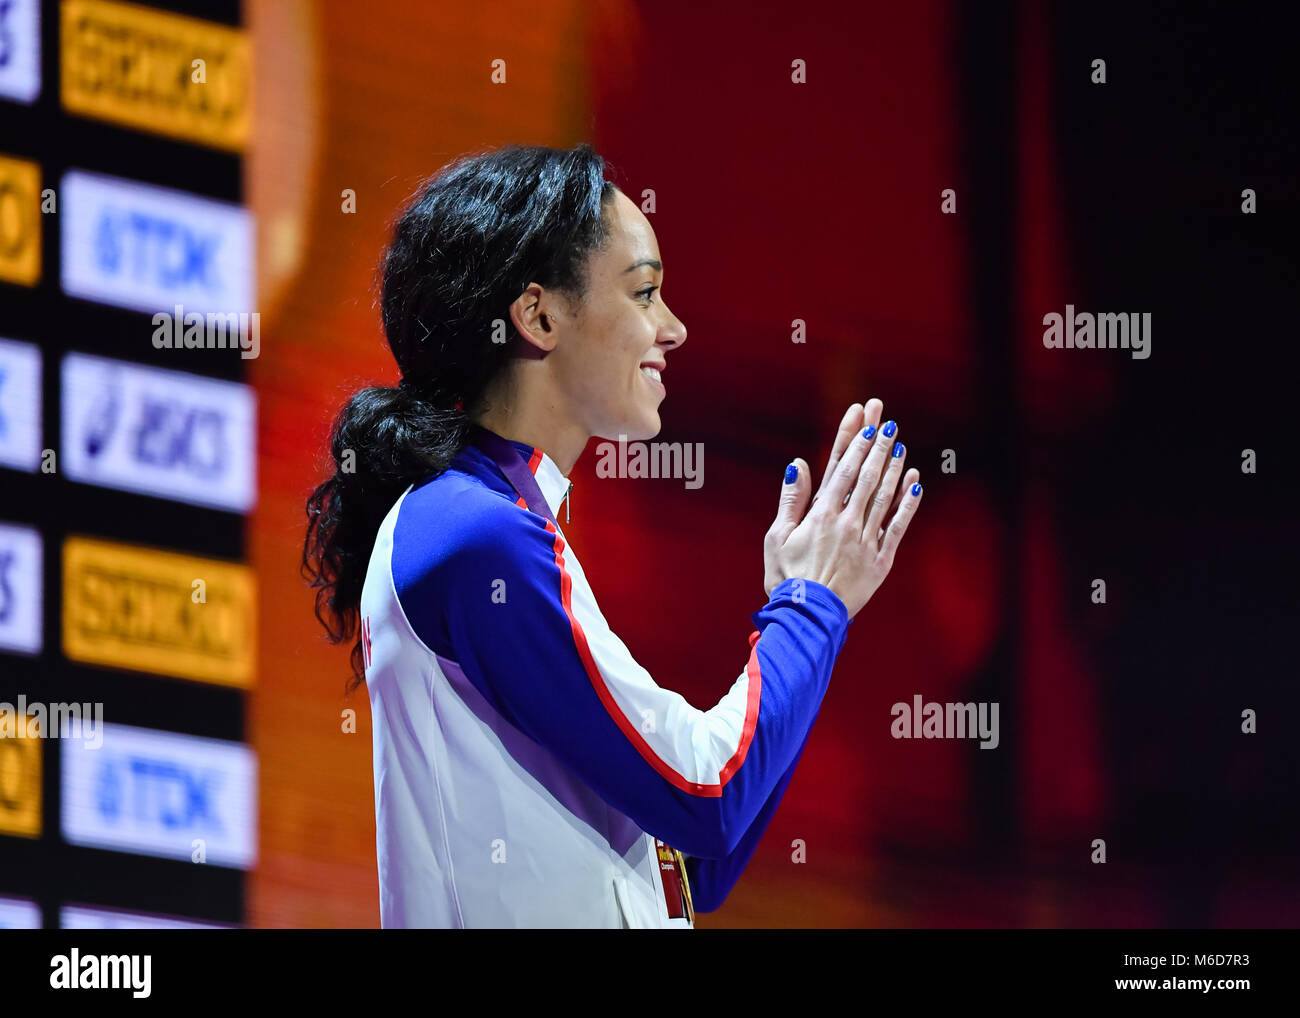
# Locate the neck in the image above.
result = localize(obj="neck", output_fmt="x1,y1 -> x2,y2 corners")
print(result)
472,391 -> 586,476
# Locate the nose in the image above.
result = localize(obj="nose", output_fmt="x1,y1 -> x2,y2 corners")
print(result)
659,299 -> 686,350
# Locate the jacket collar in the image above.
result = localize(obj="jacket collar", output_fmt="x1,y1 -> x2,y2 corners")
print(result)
458,424 -> 571,522
501,435 -> 572,522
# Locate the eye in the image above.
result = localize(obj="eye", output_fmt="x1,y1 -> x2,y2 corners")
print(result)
635,285 -> 658,304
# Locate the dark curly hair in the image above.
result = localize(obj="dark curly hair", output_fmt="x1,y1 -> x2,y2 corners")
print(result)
303,143 -> 619,692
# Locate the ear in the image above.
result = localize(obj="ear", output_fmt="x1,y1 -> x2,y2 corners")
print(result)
508,282 -> 562,353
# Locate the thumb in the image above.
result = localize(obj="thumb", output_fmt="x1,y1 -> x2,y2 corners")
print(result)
771,457 -> 811,543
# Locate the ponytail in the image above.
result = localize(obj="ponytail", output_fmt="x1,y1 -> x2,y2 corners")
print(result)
303,384 -> 466,691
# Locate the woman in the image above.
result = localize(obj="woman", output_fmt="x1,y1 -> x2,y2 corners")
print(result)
303,143 -> 923,928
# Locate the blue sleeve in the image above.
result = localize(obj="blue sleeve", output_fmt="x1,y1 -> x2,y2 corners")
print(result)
683,726 -> 813,913
395,494 -> 850,861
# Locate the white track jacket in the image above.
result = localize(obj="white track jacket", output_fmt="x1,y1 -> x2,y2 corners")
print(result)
359,424 -> 851,927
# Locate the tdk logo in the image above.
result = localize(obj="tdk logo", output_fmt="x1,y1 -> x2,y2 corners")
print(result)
63,723 -> 257,869
93,208 -> 221,290
61,170 -> 253,315
95,756 -> 223,831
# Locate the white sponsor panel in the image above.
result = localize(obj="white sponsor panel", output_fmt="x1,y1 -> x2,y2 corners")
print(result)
0,0 -> 40,104
61,904 -> 233,929
0,895 -> 40,929
61,352 -> 256,512
62,723 -> 257,869
60,169 -> 254,315
0,338 -> 41,472
0,522 -> 41,655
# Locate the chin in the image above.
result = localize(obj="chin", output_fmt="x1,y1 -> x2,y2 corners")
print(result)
598,409 -> 661,443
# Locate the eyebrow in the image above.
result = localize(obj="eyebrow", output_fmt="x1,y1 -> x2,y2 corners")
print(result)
623,258 -> 662,274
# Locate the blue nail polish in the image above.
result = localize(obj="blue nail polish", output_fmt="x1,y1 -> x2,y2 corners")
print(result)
882,420 -> 897,438
862,425 -> 876,440
784,463 -> 798,484
911,482 -> 922,496
893,442 -> 904,458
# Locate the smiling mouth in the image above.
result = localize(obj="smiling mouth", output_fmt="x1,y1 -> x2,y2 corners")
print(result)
639,366 -> 662,383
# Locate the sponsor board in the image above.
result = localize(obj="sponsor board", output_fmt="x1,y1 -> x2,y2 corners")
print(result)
61,169 -> 254,316
61,722 -> 257,869
61,352 -> 257,512
0,710 -> 42,838
0,895 -> 41,929
0,154 -> 40,287
0,337 -> 41,472
61,904 -> 233,929
0,0 -> 40,104
61,0 -> 249,150
63,535 -> 255,687
0,522 -> 41,655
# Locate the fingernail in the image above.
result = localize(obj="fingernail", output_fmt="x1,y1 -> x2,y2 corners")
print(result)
862,425 -> 876,440
911,482 -> 922,496
882,420 -> 897,438
893,442 -> 904,458
784,463 -> 798,484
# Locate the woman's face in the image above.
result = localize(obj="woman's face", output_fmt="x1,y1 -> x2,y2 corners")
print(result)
546,188 -> 687,442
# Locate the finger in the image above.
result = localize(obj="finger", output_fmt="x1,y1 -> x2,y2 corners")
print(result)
822,419 -> 881,513
878,468 -> 920,542
823,398 -> 885,499
843,417 -> 896,522
841,399 -> 885,504
770,456 -> 812,542
861,398 -> 884,442
813,403 -> 865,506
862,436 -> 907,543
878,475 -> 923,565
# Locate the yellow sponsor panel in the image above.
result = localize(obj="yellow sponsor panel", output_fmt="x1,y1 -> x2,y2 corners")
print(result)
61,0 -> 251,152
63,536 -> 256,688
0,155 -> 41,287
0,714 -> 42,839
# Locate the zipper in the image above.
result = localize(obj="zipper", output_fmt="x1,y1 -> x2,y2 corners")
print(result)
563,481 -> 573,523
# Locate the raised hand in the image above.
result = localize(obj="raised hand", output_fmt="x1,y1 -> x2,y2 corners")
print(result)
763,399 -> 922,618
